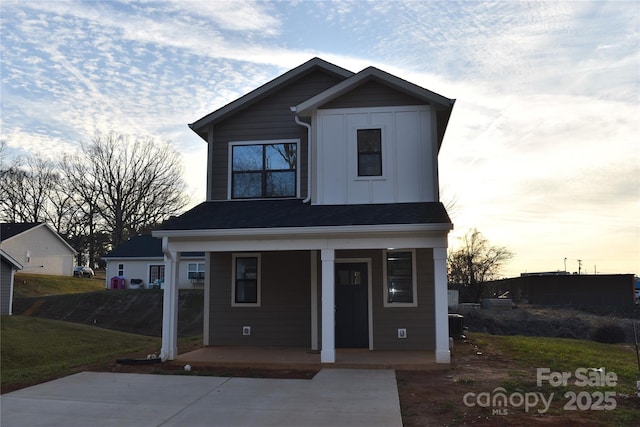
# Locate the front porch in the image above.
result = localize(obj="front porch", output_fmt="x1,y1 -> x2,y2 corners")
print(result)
174,346 -> 447,371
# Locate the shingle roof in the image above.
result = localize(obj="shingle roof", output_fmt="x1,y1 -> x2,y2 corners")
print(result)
103,235 -> 204,258
0,223 -> 41,241
189,57 -> 354,140
156,200 -> 451,231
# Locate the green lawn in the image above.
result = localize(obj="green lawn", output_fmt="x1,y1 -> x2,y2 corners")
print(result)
1,316 -> 160,392
474,333 -> 640,425
13,273 -> 105,298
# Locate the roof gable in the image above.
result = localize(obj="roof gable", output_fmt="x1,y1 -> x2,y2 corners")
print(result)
0,222 -> 77,254
294,66 -> 454,116
189,57 -> 353,140
293,66 -> 455,150
0,248 -> 23,270
0,222 -> 41,241
103,235 -> 203,258
103,235 -> 163,258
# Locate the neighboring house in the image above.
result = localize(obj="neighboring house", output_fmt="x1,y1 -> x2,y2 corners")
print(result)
102,235 -> 205,289
484,273 -> 637,306
0,223 -> 77,276
1,249 -> 23,315
153,58 -> 455,363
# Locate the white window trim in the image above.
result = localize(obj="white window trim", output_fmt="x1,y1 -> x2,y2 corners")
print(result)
382,249 -> 418,307
188,262 -> 205,280
231,253 -> 261,307
353,125 -> 388,182
227,139 -> 301,200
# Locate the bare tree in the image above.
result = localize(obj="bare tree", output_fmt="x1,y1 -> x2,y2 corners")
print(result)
448,228 -> 514,302
0,153 -> 58,223
67,131 -> 189,248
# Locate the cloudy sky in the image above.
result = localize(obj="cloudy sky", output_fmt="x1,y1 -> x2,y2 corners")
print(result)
1,1 -> 638,277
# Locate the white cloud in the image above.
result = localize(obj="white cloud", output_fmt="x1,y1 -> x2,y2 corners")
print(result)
1,0 -> 637,275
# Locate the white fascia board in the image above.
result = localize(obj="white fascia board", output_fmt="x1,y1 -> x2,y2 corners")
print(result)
0,248 -> 23,270
102,256 -> 164,262
154,224 -> 452,253
153,223 -> 451,239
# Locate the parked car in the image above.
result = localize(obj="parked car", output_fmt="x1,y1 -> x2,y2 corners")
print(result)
73,266 -> 94,278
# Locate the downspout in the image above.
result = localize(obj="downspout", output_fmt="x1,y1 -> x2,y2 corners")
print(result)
291,107 -> 312,203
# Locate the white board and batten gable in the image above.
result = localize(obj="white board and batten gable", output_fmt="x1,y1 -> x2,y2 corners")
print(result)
314,105 -> 436,204
293,65 -> 454,206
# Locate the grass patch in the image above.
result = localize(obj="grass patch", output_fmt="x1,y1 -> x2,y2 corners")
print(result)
1,316 -> 159,392
13,273 -> 105,298
484,334 -> 638,393
474,334 -> 640,425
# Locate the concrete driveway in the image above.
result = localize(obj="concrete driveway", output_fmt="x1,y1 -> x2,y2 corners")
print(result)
1,369 -> 402,427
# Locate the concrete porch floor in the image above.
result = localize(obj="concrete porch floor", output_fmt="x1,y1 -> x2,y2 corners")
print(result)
174,346 -> 448,370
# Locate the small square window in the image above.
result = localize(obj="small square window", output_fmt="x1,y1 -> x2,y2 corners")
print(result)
357,129 -> 382,176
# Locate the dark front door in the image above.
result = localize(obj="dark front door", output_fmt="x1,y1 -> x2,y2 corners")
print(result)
335,262 -> 369,348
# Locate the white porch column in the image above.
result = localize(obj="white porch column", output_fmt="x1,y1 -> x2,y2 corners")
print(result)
310,250 -> 318,351
320,248 -> 335,363
161,237 -> 180,361
433,247 -> 451,363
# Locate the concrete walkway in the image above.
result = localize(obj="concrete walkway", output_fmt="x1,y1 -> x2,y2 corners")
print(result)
1,369 -> 402,427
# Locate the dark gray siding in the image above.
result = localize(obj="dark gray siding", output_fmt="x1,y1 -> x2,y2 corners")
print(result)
208,71 -> 345,200
321,80 -> 425,110
372,248 -> 435,350
325,249 -> 435,351
209,251 -> 311,347
1,258 -> 14,315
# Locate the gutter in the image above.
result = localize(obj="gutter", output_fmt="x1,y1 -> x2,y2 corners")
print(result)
291,107 -> 312,203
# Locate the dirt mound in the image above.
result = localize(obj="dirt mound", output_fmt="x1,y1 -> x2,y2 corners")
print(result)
459,305 -> 640,343
12,290 -> 204,338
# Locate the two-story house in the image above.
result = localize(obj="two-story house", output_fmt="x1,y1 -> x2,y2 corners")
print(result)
153,58 -> 455,364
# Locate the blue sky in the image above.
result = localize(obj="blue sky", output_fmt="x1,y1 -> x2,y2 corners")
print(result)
1,1 -> 638,277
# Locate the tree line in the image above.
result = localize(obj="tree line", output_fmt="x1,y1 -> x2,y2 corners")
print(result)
0,132 -> 189,267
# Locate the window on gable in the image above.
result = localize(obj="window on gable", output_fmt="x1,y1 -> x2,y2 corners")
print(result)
232,254 -> 260,306
231,142 -> 297,198
384,250 -> 417,306
357,129 -> 382,176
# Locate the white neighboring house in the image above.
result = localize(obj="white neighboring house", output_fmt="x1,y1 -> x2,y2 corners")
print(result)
1,249 -> 22,315
0,223 -> 77,276
102,235 -> 205,289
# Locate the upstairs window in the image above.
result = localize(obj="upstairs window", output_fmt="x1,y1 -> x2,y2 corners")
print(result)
231,141 -> 297,198
357,129 -> 382,176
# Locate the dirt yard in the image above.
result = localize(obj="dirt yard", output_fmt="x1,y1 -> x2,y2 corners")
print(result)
397,337 -> 639,426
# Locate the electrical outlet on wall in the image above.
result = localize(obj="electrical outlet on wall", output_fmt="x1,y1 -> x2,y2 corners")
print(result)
398,328 -> 407,339
243,326 -> 251,336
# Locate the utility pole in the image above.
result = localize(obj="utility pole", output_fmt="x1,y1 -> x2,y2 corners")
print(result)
578,259 -> 582,275
564,257 -> 567,272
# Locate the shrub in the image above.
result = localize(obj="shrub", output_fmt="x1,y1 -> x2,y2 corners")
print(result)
591,324 -> 626,344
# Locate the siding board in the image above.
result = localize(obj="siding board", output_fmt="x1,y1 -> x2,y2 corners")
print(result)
208,71 -> 344,200
209,251 -> 311,347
